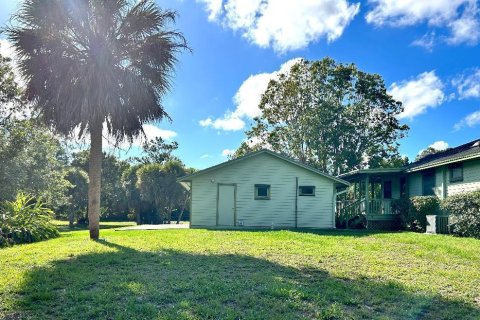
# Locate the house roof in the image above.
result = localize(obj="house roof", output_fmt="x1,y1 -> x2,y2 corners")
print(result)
405,138 -> 480,172
338,168 -> 404,180
177,149 -> 350,186
337,139 -> 480,179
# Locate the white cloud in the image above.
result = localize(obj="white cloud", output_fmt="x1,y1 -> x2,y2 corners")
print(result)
417,140 -> 449,156
197,0 -> 360,52
454,110 -> 480,130
221,148 -> 235,157
446,3 -> 480,45
366,0 -> 480,46
452,68 -> 480,99
389,71 -> 445,120
411,32 -> 436,51
72,123 -> 177,150
199,115 -> 245,131
197,0 -> 223,21
428,140 -> 449,151
200,154 -> 211,159
200,58 -> 301,131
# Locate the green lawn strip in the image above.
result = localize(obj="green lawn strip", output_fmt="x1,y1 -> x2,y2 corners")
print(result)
0,229 -> 479,319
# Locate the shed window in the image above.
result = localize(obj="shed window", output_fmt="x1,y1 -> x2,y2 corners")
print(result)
450,164 -> 463,182
299,186 -> 315,196
254,184 -> 270,200
422,171 -> 435,196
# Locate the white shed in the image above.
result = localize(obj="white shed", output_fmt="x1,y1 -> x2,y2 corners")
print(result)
178,150 -> 349,229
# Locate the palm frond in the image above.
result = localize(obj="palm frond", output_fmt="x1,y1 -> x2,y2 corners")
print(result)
4,0 -> 189,142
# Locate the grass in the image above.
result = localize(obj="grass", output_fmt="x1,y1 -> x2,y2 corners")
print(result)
0,226 -> 479,319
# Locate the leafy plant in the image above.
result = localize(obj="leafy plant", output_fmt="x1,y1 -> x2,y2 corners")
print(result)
442,190 -> 480,239
0,193 -> 59,247
400,196 -> 440,232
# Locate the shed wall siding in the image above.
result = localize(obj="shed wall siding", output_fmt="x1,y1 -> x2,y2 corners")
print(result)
190,153 -> 335,228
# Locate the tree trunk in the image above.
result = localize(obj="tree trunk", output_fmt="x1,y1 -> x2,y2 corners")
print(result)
68,211 -> 74,228
87,120 -> 102,239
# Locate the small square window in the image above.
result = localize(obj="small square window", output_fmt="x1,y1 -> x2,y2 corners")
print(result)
299,186 -> 315,196
450,164 -> 463,182
255,184 -> 270,200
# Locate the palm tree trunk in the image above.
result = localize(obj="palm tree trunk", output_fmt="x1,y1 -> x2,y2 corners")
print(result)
88,120 -> 102,239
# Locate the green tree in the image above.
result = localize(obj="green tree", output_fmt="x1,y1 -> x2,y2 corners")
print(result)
415,147 -> 442,162
136,136 -> 179,164
136,160 -> 188,224
239,58 -> 408,175
64,167 -> 89,227
0,47 -> 24,124
6,0 -> 188,239
71,151 -> 130,219
0,119 -> 70,208
121,164 -> 145,224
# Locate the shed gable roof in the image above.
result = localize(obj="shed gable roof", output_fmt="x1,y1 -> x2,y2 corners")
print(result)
177,149 -> 349,186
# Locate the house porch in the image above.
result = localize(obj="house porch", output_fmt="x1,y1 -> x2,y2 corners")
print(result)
336,168 -> 406,229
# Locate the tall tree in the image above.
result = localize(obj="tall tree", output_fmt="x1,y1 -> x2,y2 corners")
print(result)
136,136 -> 179,164
238,58 -> 408,175
136,160 -> 188,224
0,119 -> 70,207
6,0 -> 188,239
0,47 -> 24,125
415,147 -> 443,162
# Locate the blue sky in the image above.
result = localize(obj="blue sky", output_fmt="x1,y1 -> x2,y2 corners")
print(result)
1,0 -> 480,169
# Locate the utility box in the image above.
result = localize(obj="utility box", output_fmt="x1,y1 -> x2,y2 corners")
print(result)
426,215 -> 450,234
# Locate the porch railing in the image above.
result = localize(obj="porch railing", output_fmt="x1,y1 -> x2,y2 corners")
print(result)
367,199 -> 396,215
336,198 -> 398,226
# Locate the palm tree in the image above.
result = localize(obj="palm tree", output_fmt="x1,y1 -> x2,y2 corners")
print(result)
6,0 -> 188,239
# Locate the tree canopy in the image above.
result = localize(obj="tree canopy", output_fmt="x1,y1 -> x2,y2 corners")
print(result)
235,58 -> 409,175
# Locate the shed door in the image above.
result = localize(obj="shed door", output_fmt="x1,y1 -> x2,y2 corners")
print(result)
218,185 -> 235,226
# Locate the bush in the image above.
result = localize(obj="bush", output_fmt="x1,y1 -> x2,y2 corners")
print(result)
441,190 -> 480,239
0,193 -> 59,247
397,196 -> 440,232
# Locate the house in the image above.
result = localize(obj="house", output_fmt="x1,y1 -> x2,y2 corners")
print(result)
178,149 -> 349,229
337,139 -> 480,229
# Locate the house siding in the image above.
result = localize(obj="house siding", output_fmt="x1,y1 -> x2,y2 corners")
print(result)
406,159 -> 480,198
447,159 -> 480,196
408,173 -> 422,196
190,152 -> 335,229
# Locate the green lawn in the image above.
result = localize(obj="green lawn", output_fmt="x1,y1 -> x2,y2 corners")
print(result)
0,226 -> 479,320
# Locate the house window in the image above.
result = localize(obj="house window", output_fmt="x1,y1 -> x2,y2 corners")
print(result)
254,184 -> 270,200
383,180 -> 392,199
422,171 -> 436,196
450,163 -> 463,182
400,176 -> 407,198
299,186 -> 315,196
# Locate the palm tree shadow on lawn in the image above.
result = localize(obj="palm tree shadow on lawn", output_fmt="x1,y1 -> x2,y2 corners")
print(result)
8,240 -> 479,320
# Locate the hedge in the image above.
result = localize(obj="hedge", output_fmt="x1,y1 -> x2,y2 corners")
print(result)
441,190 -> 480,239
392,196 -> 440,232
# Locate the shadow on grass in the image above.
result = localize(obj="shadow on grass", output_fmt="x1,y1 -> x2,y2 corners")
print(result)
55,223 -> 135,233
196,227 -> 392,237
7,240 -> 479,320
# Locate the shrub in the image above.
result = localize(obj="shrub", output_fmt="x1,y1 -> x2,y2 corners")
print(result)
0,193 -> 59,247
399,196 -> 440,232
441,190 -> 480,239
